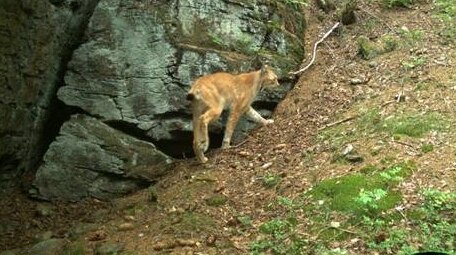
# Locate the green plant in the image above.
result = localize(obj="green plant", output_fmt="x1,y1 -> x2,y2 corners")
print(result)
282,0 -> 308,10
262,173 -> 281,188
237,215 -> 253,228
434,0 -> 456,42
355,188 -> 388,212
383,0 -> 417,8
147,185 -> 158,202
379,166 -> 404,182
250,217 -> 306,255
402,56 -> 426,70
399,28 -> 424,47
420,143 -> 434,153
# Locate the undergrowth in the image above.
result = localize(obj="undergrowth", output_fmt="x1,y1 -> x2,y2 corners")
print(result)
249,159 -> 455,254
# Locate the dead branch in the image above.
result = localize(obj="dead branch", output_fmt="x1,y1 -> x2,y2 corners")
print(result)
381,100 -> 396,108
289,22 -> 340,77
318,114 -> 358,130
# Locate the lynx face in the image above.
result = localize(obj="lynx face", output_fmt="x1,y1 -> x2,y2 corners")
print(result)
261,67 -> 280,88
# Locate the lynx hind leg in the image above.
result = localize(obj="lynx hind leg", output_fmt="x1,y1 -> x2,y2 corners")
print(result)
195,105 -> 223,163
193,140 -> 208,163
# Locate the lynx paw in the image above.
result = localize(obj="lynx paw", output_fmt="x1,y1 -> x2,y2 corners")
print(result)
263,119 -> 274,125
221,141 -> 231,149
200,156 -> 208,164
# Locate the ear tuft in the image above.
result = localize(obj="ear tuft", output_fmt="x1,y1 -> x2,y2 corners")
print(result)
260,63 -> 268,74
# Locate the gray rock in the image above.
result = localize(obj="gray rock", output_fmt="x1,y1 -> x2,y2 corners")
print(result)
345,154 -> 364,163
35,203 -> 55,217
33,231 -> 54,243
32,114 -> 173,201
0,0 -> 99,192
26,238 -> 67,255
95,242 -> 124,255
58,0 -> 305,154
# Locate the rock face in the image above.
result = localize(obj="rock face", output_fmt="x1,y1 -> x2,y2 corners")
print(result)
32,115 -> 173,201
58,0 -> 305,156
4,0 -> 305,200
0,0 -> 99,191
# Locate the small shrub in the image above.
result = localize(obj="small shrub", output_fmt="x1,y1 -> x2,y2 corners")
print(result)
383,0 -> 417,8
147,185 -> 158,202
262,173 -> 281,188
402,56 -> 427,70
420,143 -> 434,153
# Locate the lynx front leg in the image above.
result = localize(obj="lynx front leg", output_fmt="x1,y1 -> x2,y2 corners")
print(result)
222,111 -> 242,149
246,106 -> 274,125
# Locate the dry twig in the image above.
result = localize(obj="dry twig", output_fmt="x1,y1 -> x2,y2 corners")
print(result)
289,22 -> 340,76
318,115 -> 358,130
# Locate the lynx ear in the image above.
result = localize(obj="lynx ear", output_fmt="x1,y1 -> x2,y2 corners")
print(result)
260,63 -> 269,74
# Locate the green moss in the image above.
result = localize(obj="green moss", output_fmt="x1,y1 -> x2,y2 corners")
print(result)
382,112 -> 447,138
205,194 -> 228,207
174,212 -> 216,233
420,143 -> 434,153
357,36 -> 379,60
63,241 -> 87,255
360,164 -> 380,174
147,185 -> 158,202
308,162 -> 415,216
262,173 -> 281,188
382,0 -> 418,8
357,35 -> 399,60
320,109 -> 449,154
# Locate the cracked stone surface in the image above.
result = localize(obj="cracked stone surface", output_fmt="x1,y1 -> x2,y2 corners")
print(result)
58,0 -> 305,150
6,0 -> 305,200
32,114 -> 173,201
0,0 -> 99,191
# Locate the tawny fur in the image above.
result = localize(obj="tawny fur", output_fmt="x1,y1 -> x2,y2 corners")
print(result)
187,65 -> 279,163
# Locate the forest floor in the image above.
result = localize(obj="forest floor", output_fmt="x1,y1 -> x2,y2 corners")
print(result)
1,0 -> 455,254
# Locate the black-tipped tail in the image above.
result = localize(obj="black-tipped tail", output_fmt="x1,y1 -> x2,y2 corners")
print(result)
186,93 -> 195,101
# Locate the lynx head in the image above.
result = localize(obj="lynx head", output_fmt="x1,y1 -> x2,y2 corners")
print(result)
260,64 -> 280,88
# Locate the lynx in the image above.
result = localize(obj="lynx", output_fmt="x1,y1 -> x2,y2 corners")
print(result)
187,64 -> 280,163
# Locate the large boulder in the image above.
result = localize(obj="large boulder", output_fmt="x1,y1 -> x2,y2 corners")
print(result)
58,0 -> 306,156
32,114 -> 173,201
0,0 -> 99,192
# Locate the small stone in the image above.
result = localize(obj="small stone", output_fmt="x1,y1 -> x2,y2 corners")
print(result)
261,162 -> 273,169
350,78 -> 364,85
28,239 -> 67,255
206,234 -> 217,246
345,154 -> 364,163
33,231 -> 53,242
36,203 -> 54,217
123,215 -> 135,222
95,242 -> 124,255
368,61 -> 378,68
341,144 -> 354,156
238,151 -> 251,156
117,223 -> 134,231
330,221 -> 340,228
